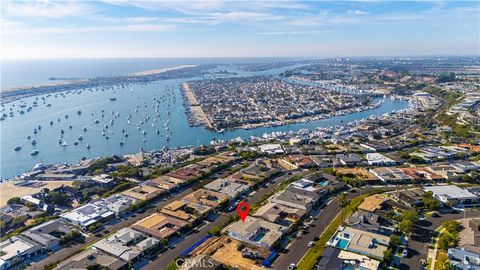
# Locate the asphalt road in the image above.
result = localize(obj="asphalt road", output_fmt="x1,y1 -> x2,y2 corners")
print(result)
26,161 -> 258,270
399,210 -> 480,270
142,171 -> 305,270
273,187 -> 400,270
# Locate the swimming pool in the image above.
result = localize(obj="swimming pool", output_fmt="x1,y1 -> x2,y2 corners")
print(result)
336,238 -> 350,249
320,181 -> 329,187
252,232 -> 266,242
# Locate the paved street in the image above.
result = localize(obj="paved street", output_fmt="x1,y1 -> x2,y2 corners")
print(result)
399,210 -> 480,270
273,187 -> 397,270
141,171 -> 305,270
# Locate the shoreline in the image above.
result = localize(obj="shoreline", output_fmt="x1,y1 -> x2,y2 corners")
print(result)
0,65 -> 205,104
181,82 -> 214,129
129,65 -> 197,76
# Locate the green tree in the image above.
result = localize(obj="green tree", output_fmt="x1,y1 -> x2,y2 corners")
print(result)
339,193 -> 351,225
423,191 -> 440,210
383,249 -> 393,266
438,232 -> 459,250
7,197 -> 21,205
12,215 -> 28,226
48,191 -> 70,206
389,234 -> 402,249
442,220 -> 462,234
398,219 -> 415,234
209,226 -> 222,236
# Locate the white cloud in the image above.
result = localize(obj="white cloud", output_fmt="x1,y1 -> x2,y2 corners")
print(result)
3,23 -> 175,35
126,17 -> 160,23
350,10 -> 369,15
4,0 -> 96,18
255,29 -> 331,35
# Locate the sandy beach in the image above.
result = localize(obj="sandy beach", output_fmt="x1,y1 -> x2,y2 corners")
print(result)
129,65 -> 197,76
182,82 -> 213,129
0,181 -> 75,207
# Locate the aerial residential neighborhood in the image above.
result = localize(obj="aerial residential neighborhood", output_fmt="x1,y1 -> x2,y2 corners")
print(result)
1,1 -> 480,270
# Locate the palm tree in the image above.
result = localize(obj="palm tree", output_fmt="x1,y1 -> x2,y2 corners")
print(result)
338,193 -> 351,225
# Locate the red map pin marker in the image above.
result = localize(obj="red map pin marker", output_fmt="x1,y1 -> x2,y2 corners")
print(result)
237,201 -> 250,222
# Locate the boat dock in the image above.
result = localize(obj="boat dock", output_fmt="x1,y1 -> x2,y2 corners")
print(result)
181,83 -> 213,129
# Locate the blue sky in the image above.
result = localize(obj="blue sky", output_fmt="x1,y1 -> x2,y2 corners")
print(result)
1,0 -> 479,59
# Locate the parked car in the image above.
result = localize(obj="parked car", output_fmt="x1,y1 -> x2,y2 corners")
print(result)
432,212 -> 440,217
402,249 -> 408,257
288,263 -> 296,270
308,241 -> 315,247
313,236 -> 319,241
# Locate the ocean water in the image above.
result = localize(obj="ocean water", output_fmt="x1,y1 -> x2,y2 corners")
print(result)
1,58 -> 299,89
0,58 -> 408,179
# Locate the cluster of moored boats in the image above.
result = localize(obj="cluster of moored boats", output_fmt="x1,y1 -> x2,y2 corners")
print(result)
12,84 -> 178,156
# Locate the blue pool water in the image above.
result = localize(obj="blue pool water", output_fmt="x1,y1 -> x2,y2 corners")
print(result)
253,232 -> 266,242
336,239 -> 350,249
320,181 -> 329,187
